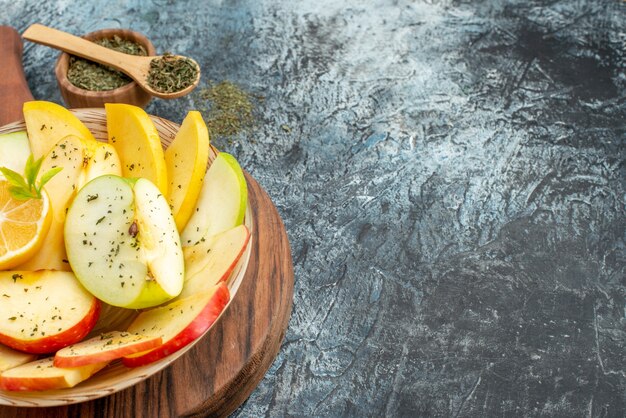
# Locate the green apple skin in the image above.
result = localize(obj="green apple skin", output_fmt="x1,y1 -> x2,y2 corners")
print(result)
64,175 -> 184,309
180,152 -> 247,247
0,131 -> 31,177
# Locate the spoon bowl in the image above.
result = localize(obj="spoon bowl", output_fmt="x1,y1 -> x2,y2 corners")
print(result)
23,24 -> 200,100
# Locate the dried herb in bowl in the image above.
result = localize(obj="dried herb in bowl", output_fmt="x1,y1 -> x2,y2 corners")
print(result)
147,53 -> 199,93
67,35 -> 147,91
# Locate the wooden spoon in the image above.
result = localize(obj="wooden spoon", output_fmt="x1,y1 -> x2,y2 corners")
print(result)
22,24 -> 200,100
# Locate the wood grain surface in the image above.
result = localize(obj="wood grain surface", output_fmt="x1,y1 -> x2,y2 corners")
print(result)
0,26 -> 294,417
0,26 -> 33,126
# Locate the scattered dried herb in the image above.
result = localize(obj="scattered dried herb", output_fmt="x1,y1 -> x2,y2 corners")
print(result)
196,81 -> 256,137
147,53 -> 198,93
67,35 -> 147,91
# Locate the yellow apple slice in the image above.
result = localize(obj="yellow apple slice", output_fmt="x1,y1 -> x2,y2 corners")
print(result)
105,103 -> 168,196
23,101 -> 96,159
0,357 -> 106,391
54,331 -> 162,368
178,225 -> 250,300
0,131 -> 31,177
164,111 -> 209,231
181,152 -> 247,247
0,270 -> 100,354
0,344 -> 37,372
17,135 -> 121,271
123,283 -> 229,367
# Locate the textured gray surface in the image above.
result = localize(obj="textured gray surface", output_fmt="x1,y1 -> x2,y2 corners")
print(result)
2,0 -> 625,416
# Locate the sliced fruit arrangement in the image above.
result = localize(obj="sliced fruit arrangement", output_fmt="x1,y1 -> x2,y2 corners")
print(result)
0,357 -> 107,391
65,175 -> 184,309
18,104 -> 122,271
123,283 -> 230,368
164,110 -> 210,231
0,270 -> 100,354
54,331 -> 162,368
181,152 -> 248,247
0,101 -> 248,391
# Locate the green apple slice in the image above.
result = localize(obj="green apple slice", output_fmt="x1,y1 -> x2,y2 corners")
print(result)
0,131 -> 31,177
64,175 -> 184,309
180,152 -> 247,247
178,225 -> 250,300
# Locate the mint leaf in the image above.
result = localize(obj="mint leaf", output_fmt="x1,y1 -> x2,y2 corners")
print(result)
0,167 -> 28,190
1,154 -> 62,200
24,154 -> 35,186
27,156 -> 44,188
38,167 -> 63,191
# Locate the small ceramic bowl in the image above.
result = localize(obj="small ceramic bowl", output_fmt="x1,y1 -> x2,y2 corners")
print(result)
55,28 -> 155,109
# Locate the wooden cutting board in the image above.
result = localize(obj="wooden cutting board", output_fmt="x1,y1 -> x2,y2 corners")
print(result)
0,26 -> 294,417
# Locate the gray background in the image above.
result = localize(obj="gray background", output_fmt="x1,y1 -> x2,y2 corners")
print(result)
2,0 -> 625,416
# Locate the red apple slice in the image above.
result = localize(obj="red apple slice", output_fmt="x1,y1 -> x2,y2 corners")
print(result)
178,225 -> 250,300
122,283 -> 230,367
54,331 -> 163,368
0,357 -> 107,391
0,344 -> 37,372
0,270 -> 100,354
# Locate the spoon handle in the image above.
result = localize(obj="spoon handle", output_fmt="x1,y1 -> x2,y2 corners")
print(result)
22,24 -> 142,75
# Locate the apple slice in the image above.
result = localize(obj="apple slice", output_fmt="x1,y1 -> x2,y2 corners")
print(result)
122,283 -> 230,367
23,100 -> 97,159
164,111 -> 209,231
0,270 -> 100,354
0,131 -> 31,178
0,357 -> 106,391
0,344 -> 37,372
181,152 -> 247,247
178,225 -> 250,300
54,331 -> 162,368
105,103 -> 168,196
65,175 -> 184,309
17,134 -> 122,271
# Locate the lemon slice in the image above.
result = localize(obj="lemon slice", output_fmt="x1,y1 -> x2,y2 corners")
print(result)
0,180 -> 52,269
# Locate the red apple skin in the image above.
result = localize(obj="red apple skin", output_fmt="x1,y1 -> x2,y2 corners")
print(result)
0,360 -> 107,391
0,299 -> 101,354
1,375 -> 67,392
54,335 -> 163,368
122,284 -> 230,368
